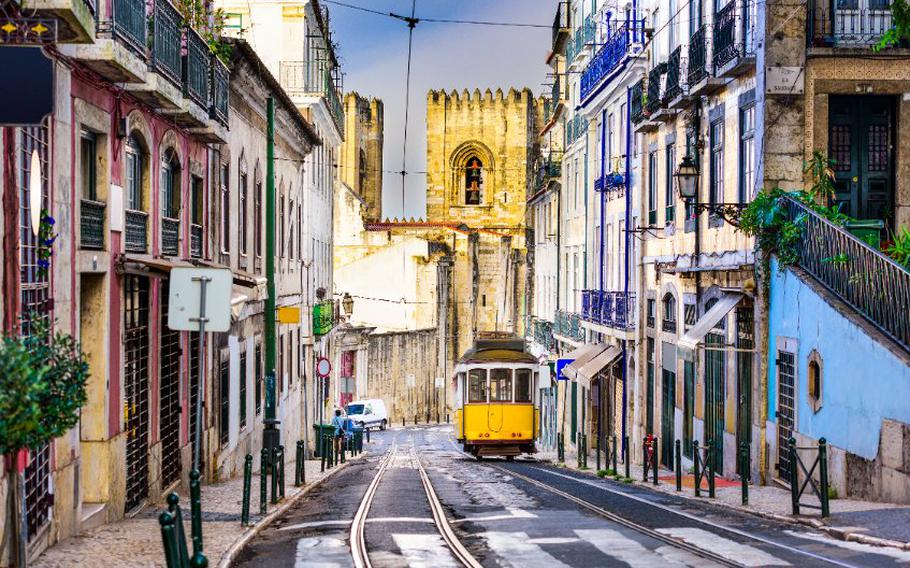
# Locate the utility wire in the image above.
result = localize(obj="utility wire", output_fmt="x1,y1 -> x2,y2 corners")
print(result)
321,0 -> 548,28
401,0 -> 417,214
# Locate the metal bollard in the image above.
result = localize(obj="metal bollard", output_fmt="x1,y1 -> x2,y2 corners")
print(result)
596,431 -> 602,472
624,436 -> 630,480
789,438 -> 799,515
166,493 -> 189,567
582,434 -> 588,469
557,432 -> 565,463
241,455 -> 253,525
446,413 -> 450,424
260,448 -> 269,513
707,440 -> 716,499
675,440 -> 682,491
693,440 -> 701,497
366,427 -> 371,444
402,417 -> 405,427
159,511 -> 182,568
740,442 -> 749,506
278,445 -> 286,499
577,433 -> 582,468
270,447 -> 279,504
652,437 -> 659,485
340,436 -> 346,464
642,439 -> 649,482
612,436 -> 617,473
189,469 -> 207,567
819,438 -> 830,518
295,441 -> 304,487
320,435 -> 326,473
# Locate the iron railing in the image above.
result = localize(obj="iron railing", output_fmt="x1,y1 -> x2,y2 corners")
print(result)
784,196 -> 910,352
210,55 -> 230,126
80,199 -> 105,249
125,210 -> 147,253
565,114 -> 588,146
714,1 -> 739,68
190,223 -> 203,258
580,21 -> 641,101
161,216 -> 179,256
551,74 -> 561,104
552,1 -> 569,51
184,26 -> 209,108
111,0 -> 147,56
808,3 -> 893,47
688,24 -> 711,86
665,46 -> 684,102
151,0 -> 183,87
645,63 -> 665,115
630,78 -> 645,124
570,14 -> 596,62
554,309 -> 584,341
581,290 -> 637,330
278,62 -> 345,132
532,318 -> 556,352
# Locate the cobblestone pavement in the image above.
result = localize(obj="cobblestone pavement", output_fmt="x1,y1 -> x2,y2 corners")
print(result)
536,445 -> 910,548
33,448 -> 369,568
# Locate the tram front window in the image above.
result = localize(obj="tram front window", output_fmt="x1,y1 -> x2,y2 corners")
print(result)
468,369 -> 487,403
515,369 -> 532,403
490,369 -> 513,402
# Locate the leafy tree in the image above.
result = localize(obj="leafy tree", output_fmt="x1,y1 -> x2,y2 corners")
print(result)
873,0 -> 910,51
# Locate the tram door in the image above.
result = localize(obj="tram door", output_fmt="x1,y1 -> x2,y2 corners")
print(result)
488,368 -> 511,433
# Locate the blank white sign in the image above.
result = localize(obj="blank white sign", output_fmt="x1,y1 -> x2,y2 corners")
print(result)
167,267 -> 233,332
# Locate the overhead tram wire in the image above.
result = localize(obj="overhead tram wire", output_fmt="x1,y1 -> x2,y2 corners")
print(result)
321,0 -> 549,28
401,0 -> 417,214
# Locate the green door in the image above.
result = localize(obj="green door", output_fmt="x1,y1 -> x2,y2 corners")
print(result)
736,306 -> 754,477
705,332 -> 725,475
646,339 -> 655,435
661,369 -> 675,468
829,95 -> 894,227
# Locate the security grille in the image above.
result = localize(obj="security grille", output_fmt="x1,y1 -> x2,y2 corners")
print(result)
124,275 -> 150,512
159,279 -> 182,488
777,350 -> 796,481
219,354 -> 229,446
255,344 -> 262,415
239,351 -> 247,430
20,124 -> 52,539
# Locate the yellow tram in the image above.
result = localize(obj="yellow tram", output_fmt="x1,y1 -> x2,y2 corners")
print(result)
453,336 -> 543,460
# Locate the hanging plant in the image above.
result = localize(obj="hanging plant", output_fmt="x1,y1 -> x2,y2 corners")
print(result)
873,0 -> 910,51
36,210 -> 56,279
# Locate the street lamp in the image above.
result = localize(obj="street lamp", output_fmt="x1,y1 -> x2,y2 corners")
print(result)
342,292 -> 354,317
675,154 -> 700,201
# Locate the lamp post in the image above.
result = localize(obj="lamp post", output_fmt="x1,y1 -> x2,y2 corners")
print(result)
342,293 -> 354,320
675,155 -> 745,226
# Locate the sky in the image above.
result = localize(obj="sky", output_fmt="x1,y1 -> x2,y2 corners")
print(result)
327,0 -> 553,220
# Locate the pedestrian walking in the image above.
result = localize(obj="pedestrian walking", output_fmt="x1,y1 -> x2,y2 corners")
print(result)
331,409 -> 346,456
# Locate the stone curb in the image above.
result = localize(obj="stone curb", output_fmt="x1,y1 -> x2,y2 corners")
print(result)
538,458 -> 910,552
216,454 -> 365,568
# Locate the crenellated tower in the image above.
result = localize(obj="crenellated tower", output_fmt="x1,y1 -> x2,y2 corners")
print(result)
341,92 -> 384,221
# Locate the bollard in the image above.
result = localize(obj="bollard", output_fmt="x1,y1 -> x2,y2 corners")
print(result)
159,511 -> 182,568
557,432 -> 564,463
707,440 -> 716,499
295,441 -> 304,487
740,442 -> 749,506
642,439 -> 649,482
278,445 -> 286,499
414,414 -> 418,425
270,447 -> 279,504
577,433 -> 582,468
366,427 -> 371,444
447,413 -> 450,424
260,448 -> 269,514
693,440 -> 701,497
652,437 -> 659,485
241,455 -> 253,525
189,469 -> 207,567
624,436 -> 630,480
166,493 -> 189,567
320,435 -> 326,473
819,438 -> 830,518
596,431 -> 602,472
675,440 -> 682,491
612,436 -> 617,473
789,438 -> 799,515
402,417 -> 405,427
340,436 -> 346,464
582,434 -> 588,469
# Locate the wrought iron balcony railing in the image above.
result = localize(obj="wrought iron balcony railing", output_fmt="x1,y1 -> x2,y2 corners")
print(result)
161,216 -> 180,256
783,196 -> 910,352
111,0 -> 147,57
210,55 -> 230,126
645,63 -> 665,115
551,74 -> 561,104
565,114 -> 588,146
278,62 -> 345,132
80,199 -> 105,250
313,300 -> 337,336
581,290 -> 637,330
531,318 -> 556,352
190,223 -> 203,258
664,46 -> 684,102
570,14 -> 595,62
630,78 -> 645,124
580,21 -> 642,102
184,26 -> 209,108
124,210 -> 148,253
808,2 -> 893,47
552,1 -> 569,51
713,1 -> 739,68
688,24 -> 711,86
151,0 -> 183,87
554,309 -> 584,342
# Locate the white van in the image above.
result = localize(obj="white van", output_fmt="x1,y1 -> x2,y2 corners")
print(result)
345,399 -> 389,430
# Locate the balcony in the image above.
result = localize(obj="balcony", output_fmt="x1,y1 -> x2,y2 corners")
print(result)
313,300 -> 337,337
580,21 -> 643,102
552,1 -> 569,53
190,223 -> 203,258
110,0 -> 146,57
630,79 -> 646,124
531,318 -> 556,353
808,2 -> 894,49
151,0 -> 182,88
184,27 -> 209,109
713,0 -> 757,77
581,290 -> 637,331
124,210 -> 148,253
210,55 -> 230,126
645,63 -> 666,118
551,75 -> 561,105
161,216 -> 179,256
568,14 -> 595,66
554,310 -> 584,342
279,62 -> 345,133
80,199 -> 105,249
784,196 -> 910,352
564,114 -> 588,147
687,24 -> 725,96
664,46 -> 685,104
21,0 -> 97,43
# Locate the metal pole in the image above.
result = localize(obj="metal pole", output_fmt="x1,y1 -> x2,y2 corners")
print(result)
819,438 -> 830,517
741,442 -> 749,505
675,440 -> 682,491
708,440 -> 716,498
189,470 -> 207,567
263,95 -> 280,451
260,448 -> 268,514
192,276 -> 210,472
241,455 -> 252,525
652,437 -> 658,485
789,438 -> 799,515
694,440 -> 701,497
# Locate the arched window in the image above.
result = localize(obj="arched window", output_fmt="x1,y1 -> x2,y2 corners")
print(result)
125,135 -> 146,212
662,293 -> 677,333
160,148 -> 180,219
808,350 -> 823,412
465,156 -> 483,205
358,148 -> 367,193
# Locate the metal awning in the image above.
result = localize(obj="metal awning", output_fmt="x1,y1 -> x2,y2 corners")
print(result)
119,255 -> 194,277
677,292 -> 743,359
577,344 -> 621,388
563,343 -> 607,380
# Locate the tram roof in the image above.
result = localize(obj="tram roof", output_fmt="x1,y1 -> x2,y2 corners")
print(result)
457,338 -> 538,365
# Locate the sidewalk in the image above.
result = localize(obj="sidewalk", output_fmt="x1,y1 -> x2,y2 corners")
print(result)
34,451 -> 364,568
535,446 -> 910,551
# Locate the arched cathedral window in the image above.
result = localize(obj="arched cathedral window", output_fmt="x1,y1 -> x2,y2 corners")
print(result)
465,156 -> 483,205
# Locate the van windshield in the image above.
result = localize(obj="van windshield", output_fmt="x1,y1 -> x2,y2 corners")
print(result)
346,404 -> 365,415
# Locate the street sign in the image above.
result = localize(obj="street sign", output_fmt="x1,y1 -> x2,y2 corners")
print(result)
167,267 -> 233,332
277,306 -> 301,324
556,358 -> 572,381
766,66 -> 805,96
316,357 -> 332,378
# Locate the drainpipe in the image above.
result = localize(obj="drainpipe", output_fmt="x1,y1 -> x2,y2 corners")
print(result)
599,108 -> 606,294
621,85 -> 633,455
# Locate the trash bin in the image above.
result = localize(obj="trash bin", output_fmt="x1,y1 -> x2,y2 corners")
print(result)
845,219 -> 885,249
313,423 -> 334,457
348,425 -> 364,452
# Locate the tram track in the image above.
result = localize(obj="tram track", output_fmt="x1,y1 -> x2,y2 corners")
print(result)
351,434 -> 482,568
